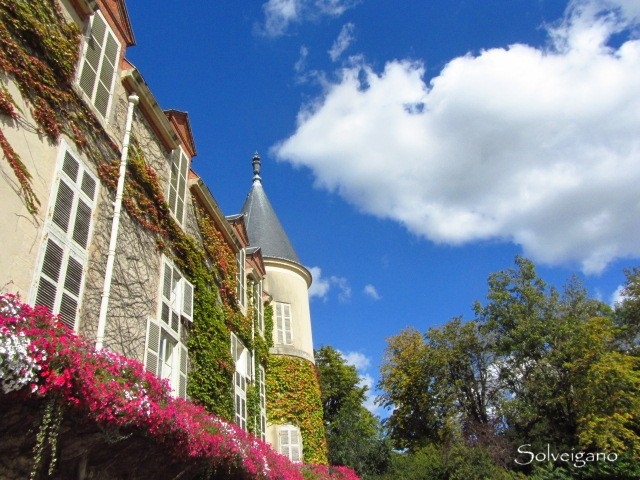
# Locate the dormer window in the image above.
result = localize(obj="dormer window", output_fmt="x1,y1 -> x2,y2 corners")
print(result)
77,10 -> 120,119
167,147 -> 190,225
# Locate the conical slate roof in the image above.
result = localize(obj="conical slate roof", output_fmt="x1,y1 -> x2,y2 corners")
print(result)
240,153 -> 300,264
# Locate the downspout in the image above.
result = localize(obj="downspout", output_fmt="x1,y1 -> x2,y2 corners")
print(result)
96,94 -> 139,350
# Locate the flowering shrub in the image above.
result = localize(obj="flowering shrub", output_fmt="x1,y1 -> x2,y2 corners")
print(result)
0,295 -> 359,480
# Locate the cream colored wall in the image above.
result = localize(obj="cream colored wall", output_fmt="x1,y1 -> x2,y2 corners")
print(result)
0,78 -> 61,297
263,259 -> 315,363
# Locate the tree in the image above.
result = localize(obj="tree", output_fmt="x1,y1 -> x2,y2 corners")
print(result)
315,346 -> 391,478
376,256 -> 640,479
377,328 -> 444,451
614,267 -> 640,351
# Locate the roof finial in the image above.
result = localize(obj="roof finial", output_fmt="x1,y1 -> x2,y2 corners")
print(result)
252,151 -> 262,184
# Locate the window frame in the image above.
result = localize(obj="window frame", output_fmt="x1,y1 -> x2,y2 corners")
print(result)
278,424 -> 303,463
145,257 -> 193,398
32,144 -> 98,331
257,365 -> 267,441
76,10 -> 121,120
166,147 -> 190,226
274,301 -> 293,345
231,332 -> 251,431
255,280 -> 264,336
236,248 -> 246,309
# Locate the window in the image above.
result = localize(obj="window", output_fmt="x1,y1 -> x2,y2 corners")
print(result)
167,148 -> 190,225
33,147 -> 98,330
77,11 -> 120,119
279,424 -> 303,463
236,248 -> 246,308
257,365 -> 267,441
255,281 -> 264,336
274,302 -> 293,345
231,333 -> 252,431
145,257 -> 193,398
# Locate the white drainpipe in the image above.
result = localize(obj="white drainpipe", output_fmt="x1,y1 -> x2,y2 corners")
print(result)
96,94 -> 139,350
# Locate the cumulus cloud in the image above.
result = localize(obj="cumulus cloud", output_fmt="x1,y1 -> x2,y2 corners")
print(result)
611,284 -> 627,308
308,266 -> 352,302
331,276 -> 352,302
329,23 -> 356,61
340,350 -> 372,370
261,0 -> 359,37
273,0 -> 640,274
339,351 -> 381,414
363,284 -> 381,300
308,266 -> 331,298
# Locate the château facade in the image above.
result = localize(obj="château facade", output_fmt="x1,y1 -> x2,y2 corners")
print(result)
0,0 -> 326,467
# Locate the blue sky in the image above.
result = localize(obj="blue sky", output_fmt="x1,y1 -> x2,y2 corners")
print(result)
124,0 -> 640,414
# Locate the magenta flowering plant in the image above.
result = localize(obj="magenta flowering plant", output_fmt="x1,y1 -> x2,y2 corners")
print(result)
0,295 -> 360,480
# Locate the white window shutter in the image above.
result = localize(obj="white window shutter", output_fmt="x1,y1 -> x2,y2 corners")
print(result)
77,11 -> 120,119
283,304 -> 292,345
35,238 -> 64,315
162,258 -> 172,302
145,318 -> 161,377
290,427 -> 302,462
182,278 -> 194,321
167,149 -> 189,225
34,149 -> 97,331
279,429 -> 291,458
178,343 -> 188,399
279,425 -> 303,463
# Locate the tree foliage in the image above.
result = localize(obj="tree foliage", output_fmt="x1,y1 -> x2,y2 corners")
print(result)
316,346 -> 391,478
376,256 -> 640,479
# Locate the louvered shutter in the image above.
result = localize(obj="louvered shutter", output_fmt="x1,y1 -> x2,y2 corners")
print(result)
176,149 -> 187,224
279,428 -> 291,458
290,428 -> 302,462
167,150 -> 179,219
145,318 -> 161,377
178,343 -> 188,399
35,238 -> 63,314
182,278 -> 193,321
34,149 -> 97,330
279,425 -> 303,462
283,304 -> 292,345
77,11 -> 120,118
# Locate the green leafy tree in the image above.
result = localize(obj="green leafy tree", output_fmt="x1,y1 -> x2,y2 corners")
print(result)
376,256 -> 640,479
614,267 -> 640,351
377,328 -> 444,451
316,346 -> 391,478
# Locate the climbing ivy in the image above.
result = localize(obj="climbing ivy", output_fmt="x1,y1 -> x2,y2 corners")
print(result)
266,355 -> 328,465
0,1 -> 324,458
0,0 -> 119,214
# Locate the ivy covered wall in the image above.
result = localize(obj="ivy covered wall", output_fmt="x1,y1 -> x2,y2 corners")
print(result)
0,0 -> 328,465
266,355 -> 328,464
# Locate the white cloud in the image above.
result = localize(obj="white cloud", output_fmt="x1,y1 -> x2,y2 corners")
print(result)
308,266 -> 351,302
341,350 -> 371,370
262,0 -> 300,37
308,266 -> 331,299
339,351 -> 382,415
273,0 -> 640,274
295,45 -> 309,74
611,284 -> 627,307
261,0 -> 359,37
331,275 -> 352,302
329,23 -> 355,61
363,284 -> 381,300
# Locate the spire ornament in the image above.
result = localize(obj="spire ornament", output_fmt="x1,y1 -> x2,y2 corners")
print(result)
252,152 -> 262,184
